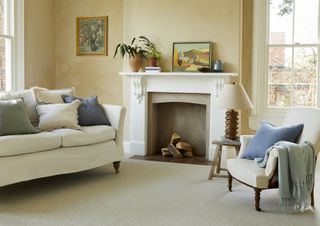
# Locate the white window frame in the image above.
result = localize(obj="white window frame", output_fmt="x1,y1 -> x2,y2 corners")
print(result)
0,0 -> 24,91
250,0 -> 320,129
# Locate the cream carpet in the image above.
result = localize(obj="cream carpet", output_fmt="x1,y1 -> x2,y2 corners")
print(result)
0,159 -> 319,226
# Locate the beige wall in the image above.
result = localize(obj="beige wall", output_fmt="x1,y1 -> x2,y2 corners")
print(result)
25,0 -> 55,89
24,0 -> 254,137
123,0 -> 242,139
54,0 -> 124,105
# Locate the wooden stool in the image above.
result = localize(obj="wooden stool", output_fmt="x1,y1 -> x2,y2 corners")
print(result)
208,139 -> 241,180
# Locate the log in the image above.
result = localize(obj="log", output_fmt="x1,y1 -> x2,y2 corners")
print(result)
169,133 -> 181,146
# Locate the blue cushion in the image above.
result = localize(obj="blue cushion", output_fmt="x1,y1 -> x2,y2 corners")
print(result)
241,122 -> 304,160
62,95 -> 110,126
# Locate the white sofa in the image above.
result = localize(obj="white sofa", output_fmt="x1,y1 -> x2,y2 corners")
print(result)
0,90 -> 126,187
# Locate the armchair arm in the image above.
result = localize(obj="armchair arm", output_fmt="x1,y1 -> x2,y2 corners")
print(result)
237,135 -> 254,158
101,104 -> 126,146
265,148 -> 279,178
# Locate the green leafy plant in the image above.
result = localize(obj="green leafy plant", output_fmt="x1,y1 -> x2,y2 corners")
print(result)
113,36 -> 152,59
149,48 -> 161,60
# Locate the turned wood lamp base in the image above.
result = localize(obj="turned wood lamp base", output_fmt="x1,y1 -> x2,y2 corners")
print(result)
224,109 -> 239,140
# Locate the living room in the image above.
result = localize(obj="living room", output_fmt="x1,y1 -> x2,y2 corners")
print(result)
0,0 -> 319,225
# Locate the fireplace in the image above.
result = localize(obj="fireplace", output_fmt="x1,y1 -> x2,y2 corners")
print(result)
148,92 -> 210,158
121,72 -> 238,160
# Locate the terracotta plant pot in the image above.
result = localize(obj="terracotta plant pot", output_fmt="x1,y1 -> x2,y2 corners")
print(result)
129,55 -> 143,72
149,58 -> 159,67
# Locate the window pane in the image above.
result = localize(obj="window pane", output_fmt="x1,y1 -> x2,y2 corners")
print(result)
268,84 -> 291,107
294,0 -> 318,44
269,0 -> 293,44
268,47 -> 292,107
292,47 -> 317,106
0,37 -> 6,91
0,0 -> 7,35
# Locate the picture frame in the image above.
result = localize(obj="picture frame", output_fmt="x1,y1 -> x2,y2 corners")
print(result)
76,16 -> 108,56
172,42 -> 213,72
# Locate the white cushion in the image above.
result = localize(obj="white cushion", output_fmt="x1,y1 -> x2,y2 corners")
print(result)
227,158 -> 269,188
36,100 -> 81,131
32,87 -> 75,104
0,132 -> 61,157
52,125 -> 116,147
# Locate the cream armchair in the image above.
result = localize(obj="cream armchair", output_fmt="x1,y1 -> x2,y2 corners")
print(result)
227,108 -> 320,211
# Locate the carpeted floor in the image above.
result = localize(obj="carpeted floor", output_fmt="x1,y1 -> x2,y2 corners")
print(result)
0,159 -> 319,226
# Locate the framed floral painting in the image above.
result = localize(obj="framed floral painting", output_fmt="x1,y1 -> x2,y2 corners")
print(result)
76,16 -> 108,56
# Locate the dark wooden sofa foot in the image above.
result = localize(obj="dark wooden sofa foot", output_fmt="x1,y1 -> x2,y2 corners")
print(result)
228,172 -> 233,192
254,188 -> 262,211
113,161 -> 120,174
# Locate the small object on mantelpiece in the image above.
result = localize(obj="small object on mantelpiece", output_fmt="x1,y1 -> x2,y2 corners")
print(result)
213,60 -> 224,72
145,67 -> 161,73
197,67 -> 211,73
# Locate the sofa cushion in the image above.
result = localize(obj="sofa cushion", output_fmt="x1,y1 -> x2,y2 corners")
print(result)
32,87 -> 75,104
0,132 -> 61,157
62,95 -> 111,126
36,100 -> 81,131
52,125 -> 116,147
0,89 -> 38,126
0,99 -> 39,136
227,158 -> 270,188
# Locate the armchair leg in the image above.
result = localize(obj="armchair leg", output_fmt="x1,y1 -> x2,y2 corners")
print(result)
113,161 -> 120,174
311,186 -> 315,206
228,171 -> 232,192
254,188 -> 262,211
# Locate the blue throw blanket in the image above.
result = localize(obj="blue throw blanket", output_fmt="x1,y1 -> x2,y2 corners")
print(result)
255,141 -> 316,211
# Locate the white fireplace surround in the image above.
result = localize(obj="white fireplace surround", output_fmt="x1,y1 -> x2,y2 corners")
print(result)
121,72 -> 238,159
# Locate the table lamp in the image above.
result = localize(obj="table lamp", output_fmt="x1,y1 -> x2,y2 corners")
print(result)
215,82 -> 253,140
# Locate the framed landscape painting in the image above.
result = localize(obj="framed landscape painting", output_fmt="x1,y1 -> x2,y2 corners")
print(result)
172,42 -> 212,72
76,16 -> 108,56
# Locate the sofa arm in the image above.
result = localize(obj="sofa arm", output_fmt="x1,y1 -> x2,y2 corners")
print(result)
265,148 -> 279,178
237,135 -> 254,158
101,104 -> 126,145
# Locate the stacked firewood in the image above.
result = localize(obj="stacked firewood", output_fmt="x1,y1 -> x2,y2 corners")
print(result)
161,133 -> 193,158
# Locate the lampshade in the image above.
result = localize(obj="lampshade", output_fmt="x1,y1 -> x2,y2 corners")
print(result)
215,83 -> 253,110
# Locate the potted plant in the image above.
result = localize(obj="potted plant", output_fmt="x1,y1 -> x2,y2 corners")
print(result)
113,36 -> 150,72
148,48 -> 161,67
138,36 -> 161,67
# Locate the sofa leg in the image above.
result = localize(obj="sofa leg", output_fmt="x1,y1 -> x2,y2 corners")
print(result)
311,186 -> 315,206
228,172 -> 232,192
113,161 -> 120,174
254,188 -> 262,211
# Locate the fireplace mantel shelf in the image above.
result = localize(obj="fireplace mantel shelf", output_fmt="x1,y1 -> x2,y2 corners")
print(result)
121,71 -> 238,103
120,72 -> 238,77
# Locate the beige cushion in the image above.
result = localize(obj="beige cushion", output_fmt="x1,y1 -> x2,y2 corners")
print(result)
227,158 -> 269,188
0,90 -> 38,126
0,132 -> 61,157
52,125 -> 116,147
36,100 -> 81,131
32,87 -> 75,104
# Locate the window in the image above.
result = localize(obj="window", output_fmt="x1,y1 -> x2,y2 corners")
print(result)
0,0 -> 24,92
250,0 -> 320,128
268,0 -> 319,108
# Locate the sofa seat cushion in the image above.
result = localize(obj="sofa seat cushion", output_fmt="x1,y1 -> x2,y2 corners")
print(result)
52,125 -> 116,147
227,158 -> 270,189
0,132 -> 62,157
